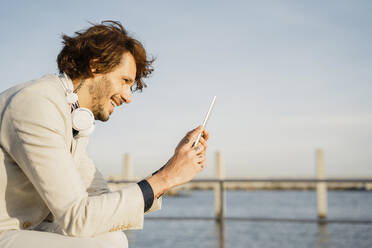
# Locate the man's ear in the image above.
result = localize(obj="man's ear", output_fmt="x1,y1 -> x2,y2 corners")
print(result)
89,59 -> 99,74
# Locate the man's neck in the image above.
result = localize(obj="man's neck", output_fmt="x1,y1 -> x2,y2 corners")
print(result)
72,78 -> 91,110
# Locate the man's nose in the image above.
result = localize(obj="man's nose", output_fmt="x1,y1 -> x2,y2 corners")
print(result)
121,88 -> 132,104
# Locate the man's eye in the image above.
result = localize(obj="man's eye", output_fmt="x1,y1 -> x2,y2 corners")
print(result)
124,79 -> 133,85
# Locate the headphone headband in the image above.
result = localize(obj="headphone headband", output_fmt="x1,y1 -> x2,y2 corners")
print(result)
58,73 -> 95,137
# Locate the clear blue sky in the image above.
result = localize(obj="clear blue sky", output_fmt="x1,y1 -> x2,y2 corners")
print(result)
1,0 -> 371,178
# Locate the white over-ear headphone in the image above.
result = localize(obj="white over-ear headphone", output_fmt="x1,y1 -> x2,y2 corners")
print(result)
59,73 -> 95,137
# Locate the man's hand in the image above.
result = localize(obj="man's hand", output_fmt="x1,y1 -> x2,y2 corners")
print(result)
147,126 -> 209,198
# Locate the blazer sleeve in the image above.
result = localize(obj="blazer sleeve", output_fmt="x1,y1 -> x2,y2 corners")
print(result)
0,92 -> 146,237
77,138 -> 162,213
77,142 -> 111,196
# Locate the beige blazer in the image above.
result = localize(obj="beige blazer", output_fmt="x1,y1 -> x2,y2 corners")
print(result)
0,74 -> 161,237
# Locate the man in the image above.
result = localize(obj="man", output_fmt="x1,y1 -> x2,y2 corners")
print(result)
0,21 -> 208,247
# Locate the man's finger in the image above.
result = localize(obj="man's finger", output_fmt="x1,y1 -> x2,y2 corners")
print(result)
195,153 -> 205,163
202,130 -> 209,141
198,137 -> 207,151
193,143 -> 204,153
185,126 -> 204,147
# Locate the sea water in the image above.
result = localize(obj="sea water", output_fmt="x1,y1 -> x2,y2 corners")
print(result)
125,190 -> 372,248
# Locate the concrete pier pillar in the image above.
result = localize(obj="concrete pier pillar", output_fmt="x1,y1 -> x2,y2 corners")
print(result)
316,149 -> 327,220
215,151 -> 225,222
123,153 -> 133,180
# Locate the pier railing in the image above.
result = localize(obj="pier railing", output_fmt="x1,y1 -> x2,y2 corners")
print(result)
107,150 -> 372,224
108,178 -> 372,224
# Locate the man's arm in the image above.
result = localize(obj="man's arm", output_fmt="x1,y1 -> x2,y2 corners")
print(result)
147,126 -> 209,198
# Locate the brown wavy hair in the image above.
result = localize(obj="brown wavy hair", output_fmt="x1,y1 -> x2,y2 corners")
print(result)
57,20 -> 154,91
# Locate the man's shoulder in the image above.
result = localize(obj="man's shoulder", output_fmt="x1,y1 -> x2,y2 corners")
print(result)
0,74 -> 71,129
0,74 -> 68,111
13,74 -> 64,98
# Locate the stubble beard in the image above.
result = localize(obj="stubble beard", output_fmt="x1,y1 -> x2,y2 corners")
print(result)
89,76 -> 113,122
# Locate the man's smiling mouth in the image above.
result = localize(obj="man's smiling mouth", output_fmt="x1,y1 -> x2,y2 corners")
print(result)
111,96 -> 121,107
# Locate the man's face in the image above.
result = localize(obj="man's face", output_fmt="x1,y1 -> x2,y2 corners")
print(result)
89,52 -> 136,121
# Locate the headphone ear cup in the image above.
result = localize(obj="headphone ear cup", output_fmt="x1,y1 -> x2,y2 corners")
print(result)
71,107 -> 94,132
75,124 -> 95,138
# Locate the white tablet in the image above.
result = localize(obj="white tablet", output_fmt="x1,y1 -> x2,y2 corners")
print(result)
193,96 -> 216,147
